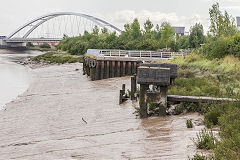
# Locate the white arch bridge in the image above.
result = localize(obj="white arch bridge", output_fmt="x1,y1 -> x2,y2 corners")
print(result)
1,12 -> 122,48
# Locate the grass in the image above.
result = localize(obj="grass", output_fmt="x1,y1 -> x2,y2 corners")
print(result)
27,46 -> 57,51
193,128 -> 216,150
186,119 -> 193,128
32,51 -> 83,64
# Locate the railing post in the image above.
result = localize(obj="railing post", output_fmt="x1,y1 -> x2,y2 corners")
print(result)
110,50 -> 112,57
161,52 -> 162,58
140,51 -> 142,57
150,51 -> 152,58
119,50 -> 120,57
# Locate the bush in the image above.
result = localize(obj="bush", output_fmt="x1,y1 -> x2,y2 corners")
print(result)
39,43 -> 51,48
27,42 -> 34,47
32,52 -> 83,64
186,119 -> 193,128
214,102 -> 240,159
193,128 -> 216,150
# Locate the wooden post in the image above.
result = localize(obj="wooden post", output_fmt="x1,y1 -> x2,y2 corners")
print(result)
122,61 -> 126,76
117,61 -> 121,77
131,76 -> 137,100
139,84 -> 149,118
127,62 -> 132,75
101,61 -> 104,79
90,67 -> 96,81
106,61 -> 110,78
133,61 -> 137,74
122,84 -> 126,95
119,90 -> 123,104
95,61 -> 100,80
159,86 -> 168,116
120,61 -> 123,77
112,61 -> 115,78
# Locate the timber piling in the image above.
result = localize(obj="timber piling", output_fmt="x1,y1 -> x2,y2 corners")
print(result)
83,56 -> 143,81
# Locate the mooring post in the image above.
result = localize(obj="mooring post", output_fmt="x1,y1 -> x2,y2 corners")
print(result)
139,84 -> 149,118
119,90 -> 123,104
159,86 -> 168,116
131,76 -> 137,100
122,84 -> 126,95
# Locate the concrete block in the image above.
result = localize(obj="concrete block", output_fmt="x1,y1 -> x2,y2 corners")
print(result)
137,66 -> 170,86
141,63 -> 178,78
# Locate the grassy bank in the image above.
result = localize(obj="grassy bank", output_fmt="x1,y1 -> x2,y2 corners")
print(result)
154,54 -> 240,159
27,46 -> 57,52
32,51 -> 83,64
155,54 -> 240,98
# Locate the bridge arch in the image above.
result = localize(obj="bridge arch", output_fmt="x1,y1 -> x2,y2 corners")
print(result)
7,12 -> 122,39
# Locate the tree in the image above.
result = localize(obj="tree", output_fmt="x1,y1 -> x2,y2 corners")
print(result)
189,23 -> 205,48
209,3 -> 237,37
178,35 -> 189,49
159,22 -> 175,49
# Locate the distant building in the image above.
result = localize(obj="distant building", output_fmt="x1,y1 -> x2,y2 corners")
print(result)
236,17 -> 240,28
173,27 -> 185,37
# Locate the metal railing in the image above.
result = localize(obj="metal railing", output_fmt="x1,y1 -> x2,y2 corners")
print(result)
87,49 -> 187,59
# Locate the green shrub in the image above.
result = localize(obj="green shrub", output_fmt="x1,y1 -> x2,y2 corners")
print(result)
190,154 -> 206,160
186,119 -> 193,128
214,102 -> 240,159
32,52 -> 83,64
193,128 -> 216,150
204,107 -> 223,128
39,43 -> 51,48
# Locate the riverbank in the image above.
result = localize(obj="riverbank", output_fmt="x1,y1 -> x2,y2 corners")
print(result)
0,62 -> 205,159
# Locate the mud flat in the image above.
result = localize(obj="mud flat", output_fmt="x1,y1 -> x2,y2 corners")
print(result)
0,63 -> 204,160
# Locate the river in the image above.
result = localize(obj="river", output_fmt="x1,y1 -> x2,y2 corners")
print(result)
0,49 -> 41,109
0,50 -> 204,160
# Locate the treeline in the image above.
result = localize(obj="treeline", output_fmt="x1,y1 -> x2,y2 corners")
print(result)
58,3 -> 240,59
201,3 -> 240,59
58,20 -> 205,55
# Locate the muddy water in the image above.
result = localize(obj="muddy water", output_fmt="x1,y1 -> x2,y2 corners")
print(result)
0,61 -> 204,159
0,49 -> 42,109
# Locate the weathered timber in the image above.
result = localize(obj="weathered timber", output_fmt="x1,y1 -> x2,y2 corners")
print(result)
100,61 -> 104,79
139,84 -> 149,118
122,61 -> 126,76
167,95 -> 237,103
95,61 -> 101,80
106,61 -> 110,78
83,56 -> 143,81
116,61 -> 121,77
137,66 -> 170,86
119,90 -> 123,104
131,76 -> 137,100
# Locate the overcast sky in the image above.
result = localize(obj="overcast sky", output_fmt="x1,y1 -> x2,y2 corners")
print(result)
1,0 -> 240,36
